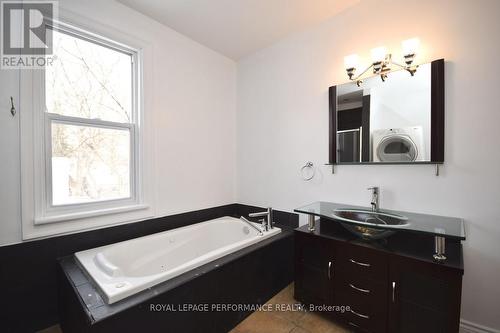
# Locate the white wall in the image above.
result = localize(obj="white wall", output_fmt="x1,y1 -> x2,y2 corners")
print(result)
236,0 -> 500,330
0,0 -> 236,245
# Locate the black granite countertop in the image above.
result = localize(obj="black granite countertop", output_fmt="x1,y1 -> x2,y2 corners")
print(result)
295,219 -> 463,272
295,202 -> 465,240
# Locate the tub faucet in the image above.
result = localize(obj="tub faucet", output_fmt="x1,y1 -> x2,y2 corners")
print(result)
249,207 -> 273,231
240,217 -> 264,236
368,187 -> 379,211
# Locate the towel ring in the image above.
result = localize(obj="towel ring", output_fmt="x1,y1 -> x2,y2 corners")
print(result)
301,162 -> 315,181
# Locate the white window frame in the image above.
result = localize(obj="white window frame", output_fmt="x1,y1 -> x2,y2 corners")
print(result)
20,15 -> 153,239
39,22 -> 142,223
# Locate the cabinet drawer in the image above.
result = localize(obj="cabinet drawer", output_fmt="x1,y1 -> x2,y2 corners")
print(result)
336,294 -> 387,333
335,270 -> 387,312
342,309 -> 386,333
337,243 -> 388,282
336,273 -> 387,333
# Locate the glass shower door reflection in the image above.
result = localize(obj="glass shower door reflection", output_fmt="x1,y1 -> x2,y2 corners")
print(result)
337,127 -> 362,163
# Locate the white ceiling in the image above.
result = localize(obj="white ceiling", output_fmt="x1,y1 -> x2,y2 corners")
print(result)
117,0 -> 360,60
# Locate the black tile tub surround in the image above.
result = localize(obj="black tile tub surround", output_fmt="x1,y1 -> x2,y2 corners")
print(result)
236,204 -> 299,229
0,203 -> 298,332
59,229 -> 294,333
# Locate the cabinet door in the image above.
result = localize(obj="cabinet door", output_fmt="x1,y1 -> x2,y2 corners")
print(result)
388,258 -> 462,333
294,232 -> 335,306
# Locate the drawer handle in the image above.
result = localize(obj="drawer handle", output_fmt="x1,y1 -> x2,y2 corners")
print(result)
351,308 -> 370,319
392,281 -> 396,303
348,322 -> 360,328
349,258 -> 371,267
349,283 -> 370,294
328,261 -> 333,280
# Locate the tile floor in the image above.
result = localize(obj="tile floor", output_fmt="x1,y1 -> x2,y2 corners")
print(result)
38,284 -> 350,333
230,284 -> 350,333
37,325 -> 62,333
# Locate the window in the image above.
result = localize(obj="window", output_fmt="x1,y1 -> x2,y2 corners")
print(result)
30,23 -> 145,225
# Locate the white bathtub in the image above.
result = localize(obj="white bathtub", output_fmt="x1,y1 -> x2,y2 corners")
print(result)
75,216 -> 281,304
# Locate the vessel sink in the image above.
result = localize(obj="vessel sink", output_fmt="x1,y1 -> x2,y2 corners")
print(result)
332,209 -> 409,239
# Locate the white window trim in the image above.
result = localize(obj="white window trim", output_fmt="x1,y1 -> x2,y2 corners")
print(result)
20,11 -> 155,240
38,115 -> 141,224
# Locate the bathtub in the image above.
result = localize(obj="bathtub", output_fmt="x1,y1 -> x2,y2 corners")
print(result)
75,216 -> 281,304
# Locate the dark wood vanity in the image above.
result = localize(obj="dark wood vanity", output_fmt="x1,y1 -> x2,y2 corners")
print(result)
296,54 -> 457,331
294,220 -> 463,333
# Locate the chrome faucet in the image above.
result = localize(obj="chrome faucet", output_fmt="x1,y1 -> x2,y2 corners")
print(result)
368,187 -> 379,211
249,207 -> 273,231
240,217 -> 264,236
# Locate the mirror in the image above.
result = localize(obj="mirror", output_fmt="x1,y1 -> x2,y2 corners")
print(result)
329,59 -> 444,164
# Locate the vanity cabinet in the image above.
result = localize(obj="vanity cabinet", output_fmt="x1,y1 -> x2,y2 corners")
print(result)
388,257 -> 463,333
294,232 -> 334,306
294,222 -> 463,333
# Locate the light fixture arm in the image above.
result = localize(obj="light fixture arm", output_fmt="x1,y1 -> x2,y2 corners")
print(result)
391,60 -> 419,76
349,63 -> 375,86
344,38 -> 421,85
347,54 -> 418,85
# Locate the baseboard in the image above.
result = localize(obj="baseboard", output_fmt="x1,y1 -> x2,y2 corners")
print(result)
461,319 -> 500,333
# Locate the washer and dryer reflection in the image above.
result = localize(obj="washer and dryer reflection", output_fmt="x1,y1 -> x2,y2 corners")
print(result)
372,127 -> 425,162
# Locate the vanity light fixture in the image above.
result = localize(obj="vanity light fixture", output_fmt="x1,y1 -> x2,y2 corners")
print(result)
344,38 -> 420,86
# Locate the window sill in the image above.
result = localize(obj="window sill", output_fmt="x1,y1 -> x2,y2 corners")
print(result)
34,204 -> 150,225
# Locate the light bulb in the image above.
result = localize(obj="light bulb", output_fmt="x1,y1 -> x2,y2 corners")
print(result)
344,54 -> 359,70
402,38 -> 420,56
371,46 -> 387,63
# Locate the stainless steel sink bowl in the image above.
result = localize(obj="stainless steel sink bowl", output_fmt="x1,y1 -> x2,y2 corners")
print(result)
332,209 -> 409,240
